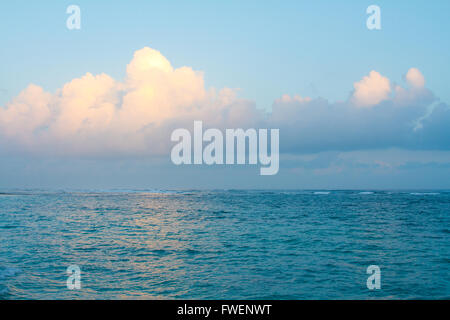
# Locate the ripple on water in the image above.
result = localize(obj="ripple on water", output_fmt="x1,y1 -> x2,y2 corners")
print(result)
0,190 -> 448,299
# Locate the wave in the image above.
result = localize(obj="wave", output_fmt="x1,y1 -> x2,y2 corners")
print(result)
410,192 -> 440,195
314,191 -> 330,195
0,267 -> 21,280
0,286 -> 9,296
359,192 -> 374,195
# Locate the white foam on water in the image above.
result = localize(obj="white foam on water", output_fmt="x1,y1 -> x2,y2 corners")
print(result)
410,192 -> 440,195
359,192 -> 374,195
314,192 -> 330,195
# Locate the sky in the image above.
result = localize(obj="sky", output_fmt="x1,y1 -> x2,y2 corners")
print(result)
0,0 -> 449,189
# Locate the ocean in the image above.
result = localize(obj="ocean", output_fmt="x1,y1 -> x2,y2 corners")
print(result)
0,190 -> 449,299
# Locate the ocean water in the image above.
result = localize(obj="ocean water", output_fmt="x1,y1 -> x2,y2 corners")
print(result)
0,190 -> 449,300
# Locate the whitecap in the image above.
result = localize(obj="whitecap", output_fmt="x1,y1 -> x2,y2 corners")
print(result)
410,192 -> 440,195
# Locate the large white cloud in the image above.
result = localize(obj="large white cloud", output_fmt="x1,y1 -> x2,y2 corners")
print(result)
0,47 -> 262,156
0,47 -> 448,156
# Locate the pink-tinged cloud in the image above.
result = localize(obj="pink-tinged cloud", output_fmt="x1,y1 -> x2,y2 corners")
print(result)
405,67 -> 425,88
0,47 -> 261,155
351,71 -> 391,107
0,47 -> 448,156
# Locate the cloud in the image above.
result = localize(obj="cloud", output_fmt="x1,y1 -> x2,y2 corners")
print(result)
0,84 -> 52,144
269,68 -> 449,153
405,67 -> 425,88
0,47 -> 261,156
0,47 -> 449,157
351,70 -> 391,107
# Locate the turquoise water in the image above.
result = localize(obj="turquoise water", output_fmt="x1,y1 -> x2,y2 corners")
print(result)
0,190 -> 449,299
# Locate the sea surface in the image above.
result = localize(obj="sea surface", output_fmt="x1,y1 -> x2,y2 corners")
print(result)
0,190 -> 449,299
